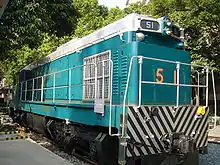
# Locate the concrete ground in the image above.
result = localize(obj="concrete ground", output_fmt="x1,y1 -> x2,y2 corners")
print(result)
209,125 -> 220,138
0,139 -> 72,165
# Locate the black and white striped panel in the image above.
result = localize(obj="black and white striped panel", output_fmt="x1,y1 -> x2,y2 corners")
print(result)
126,106 -> 209,157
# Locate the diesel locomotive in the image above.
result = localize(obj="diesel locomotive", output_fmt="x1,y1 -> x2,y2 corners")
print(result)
10,13 -> 214,165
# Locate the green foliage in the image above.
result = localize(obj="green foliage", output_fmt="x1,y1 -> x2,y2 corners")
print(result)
73,0 -> 108,37
0,0 -> 220,86
1,34 -> 59,85
0,0 -> 78,85
124,0 -> 220,68
103,7 -> 125,26
124,2 -> 150,15
148,0 -> 220,67
0,0 -> 77,52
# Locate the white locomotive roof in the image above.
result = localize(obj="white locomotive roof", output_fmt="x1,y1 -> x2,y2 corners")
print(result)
22,13 -> 162,71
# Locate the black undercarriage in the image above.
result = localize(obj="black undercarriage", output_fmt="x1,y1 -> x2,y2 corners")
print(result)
9,109 -> 201,165
10,109 -> 119,165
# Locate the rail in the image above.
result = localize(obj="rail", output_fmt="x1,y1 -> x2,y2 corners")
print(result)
20,63 -> 97,103
210,69 -> 217,130
121,56 -> 217,137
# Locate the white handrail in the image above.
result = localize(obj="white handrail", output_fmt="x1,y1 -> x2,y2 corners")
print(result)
68,69 -> 71,103
32,79 -> 34,101
141,56 -> 215,69
195,70 -> 200,105
136,56 -> 210,108
53,74 -> 55,103
21,63 -> 96,103
102,61 -> 105,101
205,67 -> 209,107
138,57 -> 143,107
21,64 -> 96,83
122,56 -> 135,137
121,55 -> 213,138
41,76 -> 44,102
20,82 -> 23,100
25,81 -> 27,101
210,69 -> 217,130
93,59 -> 117,136
141,81 -> 207,88
176,62 -> 180,107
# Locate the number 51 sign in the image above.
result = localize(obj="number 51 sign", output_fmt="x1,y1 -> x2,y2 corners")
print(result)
155,68 -> 177,84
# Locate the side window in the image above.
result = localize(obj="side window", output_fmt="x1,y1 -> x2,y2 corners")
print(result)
83,51 -> 110,100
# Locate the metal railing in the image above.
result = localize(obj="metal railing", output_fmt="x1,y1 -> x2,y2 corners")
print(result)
210,69 -> 217,130
121,56 -> 217,137
20,60 -> 115,121
20,63 -> 97,103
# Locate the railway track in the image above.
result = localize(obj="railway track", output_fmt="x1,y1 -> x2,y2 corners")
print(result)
29,130 -> 97,165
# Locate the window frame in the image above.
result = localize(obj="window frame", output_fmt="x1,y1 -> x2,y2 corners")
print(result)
83,50 -> 111,101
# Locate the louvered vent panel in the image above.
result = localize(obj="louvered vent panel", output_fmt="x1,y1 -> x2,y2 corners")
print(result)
112,51 -> 119,95
120,54 -> 128,93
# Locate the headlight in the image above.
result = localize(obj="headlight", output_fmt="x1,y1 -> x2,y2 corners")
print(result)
166,28 -> 172,35
136,33 -> 145,41
180,28 -> 184,40
177,42 -> 184,48
165,18 -> 172,26
166,21 -> 172,26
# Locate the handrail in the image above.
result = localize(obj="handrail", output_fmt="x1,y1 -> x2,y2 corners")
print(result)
102,61 -> 105,101
20,63 -> 97,102
89,59 -> 118,136
194,70 -> 200,105
176,62 -> 180,107
141,81 -> 207,88
136,56 -> 211,108
122,56 -> 136,137
53,74 -> 55,102
205,67 -> 209,107
69,69 -> 71,103
121,55 -> 214,138
21,64 -> 96,83
32,79 -> 34,101
210,69 -> 217,130
25,81 -> 27,101
20,82 -> 23,100
141,56 -> 216,69
138,57 -> 143,108
107,60 -> 119,136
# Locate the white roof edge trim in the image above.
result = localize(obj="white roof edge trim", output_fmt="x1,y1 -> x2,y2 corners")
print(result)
22,13 -> 162,71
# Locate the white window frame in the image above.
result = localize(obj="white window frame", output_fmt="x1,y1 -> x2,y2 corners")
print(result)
83,50 -> 111,100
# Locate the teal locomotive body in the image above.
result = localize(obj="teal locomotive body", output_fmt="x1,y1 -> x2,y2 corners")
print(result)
11,14 -> 209,165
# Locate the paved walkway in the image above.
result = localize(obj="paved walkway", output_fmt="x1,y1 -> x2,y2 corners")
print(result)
209,125 -> 220,138
0,139 -> 72,165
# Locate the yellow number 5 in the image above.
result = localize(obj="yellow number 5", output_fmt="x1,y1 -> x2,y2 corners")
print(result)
156,68 -> 164,83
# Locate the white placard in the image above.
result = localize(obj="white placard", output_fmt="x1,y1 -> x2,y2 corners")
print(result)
94,99 -> 104,114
